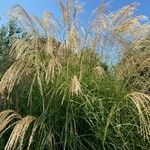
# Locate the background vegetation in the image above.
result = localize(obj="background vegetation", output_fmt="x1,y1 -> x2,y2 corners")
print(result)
0,1 -> 150,149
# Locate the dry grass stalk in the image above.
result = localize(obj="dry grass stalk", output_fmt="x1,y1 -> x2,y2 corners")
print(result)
58,0 -> 71,25
93,66 -> 106,77
90,2 -> 150,63
70,75 -> 81,96
126,92 -> 150,141
45,55 -> 62,81
58,0 -> 83,25
67,25 -> 80,51
0,58 -> 31,95
0,110 -> 21,133
139,57 -> 150,69
5,115 -> 36,150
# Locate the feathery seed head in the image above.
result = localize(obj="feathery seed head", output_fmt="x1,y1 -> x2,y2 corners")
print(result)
70,75 -> 81,96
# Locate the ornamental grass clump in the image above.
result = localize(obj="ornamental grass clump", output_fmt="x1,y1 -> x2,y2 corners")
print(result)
0,1 -> 150,149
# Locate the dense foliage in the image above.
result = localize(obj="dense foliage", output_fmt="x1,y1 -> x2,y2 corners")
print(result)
0,20 -> 21,76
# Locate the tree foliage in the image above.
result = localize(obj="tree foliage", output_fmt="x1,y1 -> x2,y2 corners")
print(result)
0,20 -> 21,76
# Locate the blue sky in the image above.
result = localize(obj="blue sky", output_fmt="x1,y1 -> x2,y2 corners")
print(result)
0,0 -> 149,26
